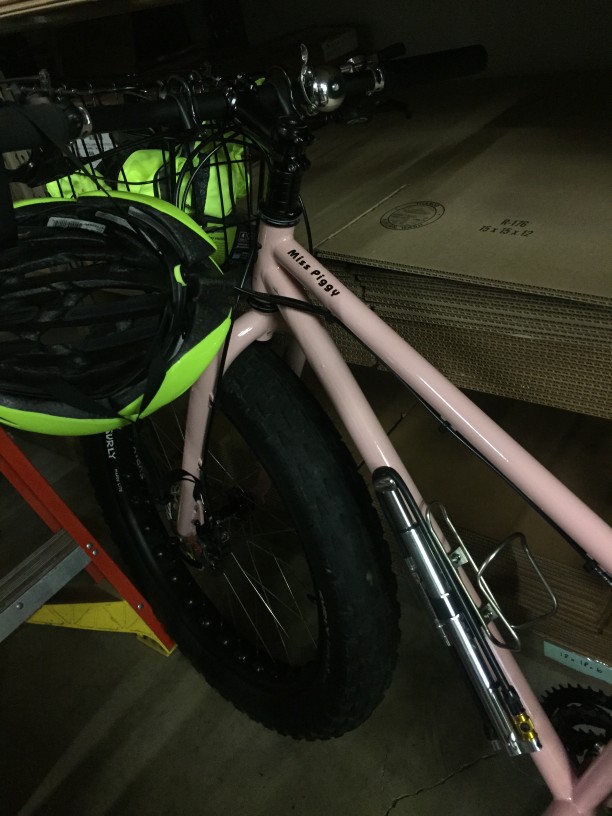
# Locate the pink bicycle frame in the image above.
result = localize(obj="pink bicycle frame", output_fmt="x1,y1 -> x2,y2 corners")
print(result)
177,221 -> 612,815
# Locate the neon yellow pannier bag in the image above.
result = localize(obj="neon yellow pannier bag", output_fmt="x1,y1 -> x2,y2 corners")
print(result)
47,169 -> 110,198
117,142 -> 247,265
47,141 -> 247,266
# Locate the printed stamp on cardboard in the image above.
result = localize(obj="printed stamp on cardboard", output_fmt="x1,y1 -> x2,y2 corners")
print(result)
380,201 -> 445,230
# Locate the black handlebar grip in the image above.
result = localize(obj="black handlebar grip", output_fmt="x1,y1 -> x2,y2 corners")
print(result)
89,93 -> 229,134
341,72 -> 379,98
377,43 -> 407,62
0,104 -> 73,152
0,92 -> 232,155
386,44 -> 488,86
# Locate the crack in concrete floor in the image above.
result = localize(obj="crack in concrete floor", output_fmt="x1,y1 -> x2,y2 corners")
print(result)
383,751 -> 498,815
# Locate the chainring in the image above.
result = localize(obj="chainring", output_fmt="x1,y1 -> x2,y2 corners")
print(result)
540,684 -> 612,772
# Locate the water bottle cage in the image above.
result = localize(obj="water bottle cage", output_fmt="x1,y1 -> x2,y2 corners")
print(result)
425,502 -> 559,652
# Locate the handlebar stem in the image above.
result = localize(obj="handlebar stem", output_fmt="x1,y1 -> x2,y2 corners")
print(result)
260,116 -> 313,225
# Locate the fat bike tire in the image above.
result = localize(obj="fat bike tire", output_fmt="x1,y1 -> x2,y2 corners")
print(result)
84,344 -> 400,738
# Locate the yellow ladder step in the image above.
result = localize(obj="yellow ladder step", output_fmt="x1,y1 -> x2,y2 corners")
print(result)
28,599 -> 176,656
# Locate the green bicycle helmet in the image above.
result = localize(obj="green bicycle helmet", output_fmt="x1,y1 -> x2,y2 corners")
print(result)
0,192 -> 232,436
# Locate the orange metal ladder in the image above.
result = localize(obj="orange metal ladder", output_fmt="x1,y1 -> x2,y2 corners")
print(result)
0,427 -> 174,653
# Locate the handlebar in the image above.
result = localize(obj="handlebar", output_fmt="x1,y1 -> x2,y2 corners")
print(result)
0,45 -> 487,154
386,44 -> 487,87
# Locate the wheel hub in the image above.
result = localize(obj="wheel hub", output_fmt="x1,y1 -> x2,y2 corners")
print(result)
170,484 -> 252,573
195,515 -> 231,572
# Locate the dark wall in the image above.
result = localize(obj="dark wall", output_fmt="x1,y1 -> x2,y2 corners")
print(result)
239,0 -> 612,75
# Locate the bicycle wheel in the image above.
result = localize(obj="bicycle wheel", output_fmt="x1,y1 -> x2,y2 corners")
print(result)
84,344 -> 400,738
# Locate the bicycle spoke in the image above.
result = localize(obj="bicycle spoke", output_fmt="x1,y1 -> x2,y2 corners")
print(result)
242,544 -> 290,657
150,415 -> 184,463
222,570 -> 283,660
234,555 -> 317,643
246,541 -> 313,595
247,538 -> 309,573
274,556 -> 317,646
230,553 -> 290,638
172,408 -> 185,445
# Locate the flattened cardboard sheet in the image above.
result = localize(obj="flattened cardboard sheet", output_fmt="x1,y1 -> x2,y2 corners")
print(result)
301,78 -> 530,245
315,77 -> 612,302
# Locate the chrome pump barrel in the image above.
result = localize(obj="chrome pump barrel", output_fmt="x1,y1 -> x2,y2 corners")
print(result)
373,467 -> 541,757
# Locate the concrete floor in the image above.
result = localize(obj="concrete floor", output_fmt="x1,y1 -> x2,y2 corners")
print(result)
1,368 -> 609,816
2,584 -> 555,816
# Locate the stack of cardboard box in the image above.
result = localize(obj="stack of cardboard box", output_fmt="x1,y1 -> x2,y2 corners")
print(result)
303,73 -> 612,419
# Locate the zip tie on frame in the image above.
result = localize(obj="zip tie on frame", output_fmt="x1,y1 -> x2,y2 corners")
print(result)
169,468 -> 204,502
233,286 -> 339,322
